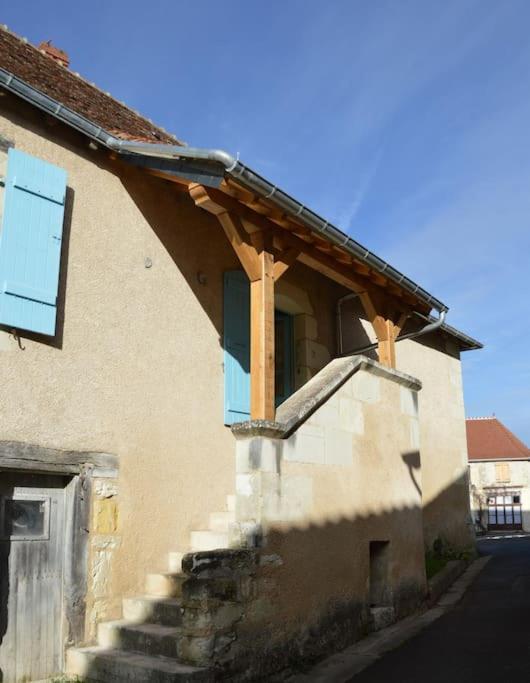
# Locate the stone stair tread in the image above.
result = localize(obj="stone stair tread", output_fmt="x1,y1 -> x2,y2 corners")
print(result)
67,646 -> 209,680
98,619 -> 183,658
103,620 -> 182,637
208,511 -> 236,532
123,595 -> 183,627
189,530 -> 229,552
145,572 -> 186,598
127,595 -> 183,607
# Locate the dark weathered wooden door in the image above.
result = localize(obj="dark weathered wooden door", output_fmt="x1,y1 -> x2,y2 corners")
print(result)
0,472 -> 66,682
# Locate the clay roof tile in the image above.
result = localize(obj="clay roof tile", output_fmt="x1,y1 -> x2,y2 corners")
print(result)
466,417 -> 530,461
0,26 -> 183,146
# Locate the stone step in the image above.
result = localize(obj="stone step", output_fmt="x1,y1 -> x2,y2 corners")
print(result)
146,572 -> 186,598
98,620 -> 181,659
66,646 -> 210,682
208,511 -> 235,532
123,596 -> 183,626
189,530 -> 229,552
226,495 -> 236,513
168,551 -> 185,573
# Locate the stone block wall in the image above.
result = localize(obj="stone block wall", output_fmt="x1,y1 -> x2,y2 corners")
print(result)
228,358 -> 427,672
86,475 -> 121,641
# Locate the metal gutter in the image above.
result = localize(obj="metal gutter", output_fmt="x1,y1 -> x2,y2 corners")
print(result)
108,139 -> 449,314
0,66 -> 452,317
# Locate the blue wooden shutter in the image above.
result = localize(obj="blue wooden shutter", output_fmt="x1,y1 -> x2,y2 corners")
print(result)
224,270 -> 250,425
0,148 -> 67,336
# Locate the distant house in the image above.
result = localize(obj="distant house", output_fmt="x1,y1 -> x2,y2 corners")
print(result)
467,417 -> 530,533
0,26 -> 482,682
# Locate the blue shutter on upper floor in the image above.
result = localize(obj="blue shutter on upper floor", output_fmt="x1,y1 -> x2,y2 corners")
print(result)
0,148 -> 67,336
224,270 -> 250,425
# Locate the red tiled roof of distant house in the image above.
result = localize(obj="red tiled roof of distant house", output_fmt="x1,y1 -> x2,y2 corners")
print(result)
466,417 -> 530,461
0,26 -> 182,145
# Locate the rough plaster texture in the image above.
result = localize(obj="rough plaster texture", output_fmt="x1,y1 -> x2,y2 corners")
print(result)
343,296 -> 474,552
0,98 -> 345,640
469,459 -> 530,531
397,337 -> 474,552
339,296 -> 474,553
0,94 -> 473,665
233,362 -> 427,658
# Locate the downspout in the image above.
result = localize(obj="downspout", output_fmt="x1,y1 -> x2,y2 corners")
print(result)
339,309 -> 447,358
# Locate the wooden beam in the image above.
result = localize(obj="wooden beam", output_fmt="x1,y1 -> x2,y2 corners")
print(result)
143,168 -> 191,190
273,247 -> 301,281
377,319 -> 397,368
216,212 -> 260,281
189,183 -> 425,315
356,290 -> 410,369
395,311 -> 410,337
250,234 -> 275,421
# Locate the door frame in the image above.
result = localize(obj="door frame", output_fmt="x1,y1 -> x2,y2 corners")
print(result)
275,308 -> 294,407
0,441 -> 118,650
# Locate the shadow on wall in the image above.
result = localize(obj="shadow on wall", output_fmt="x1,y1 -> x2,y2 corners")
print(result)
72,471 -> 474,681
233,470 -> 474,678
119,169 -> 239,343
0,481 -> 14,683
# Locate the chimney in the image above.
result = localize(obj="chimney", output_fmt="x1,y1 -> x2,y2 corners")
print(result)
38,40 -> 69,68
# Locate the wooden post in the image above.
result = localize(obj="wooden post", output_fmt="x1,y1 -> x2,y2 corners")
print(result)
250,237 -> 275,420
358,291 -> 409,369
376,319 -> 397,368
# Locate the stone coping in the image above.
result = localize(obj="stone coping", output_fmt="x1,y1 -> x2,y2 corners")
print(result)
232,355 -> 421,440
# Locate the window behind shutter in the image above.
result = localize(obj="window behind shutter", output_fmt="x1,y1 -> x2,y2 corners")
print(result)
223,270 -> 250,425
0,148 -> 67,336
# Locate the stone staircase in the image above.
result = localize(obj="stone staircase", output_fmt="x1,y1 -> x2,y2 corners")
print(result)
67,496 -> 241,682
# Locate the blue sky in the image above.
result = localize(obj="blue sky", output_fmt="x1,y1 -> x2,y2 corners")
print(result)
3,0 -> 530,442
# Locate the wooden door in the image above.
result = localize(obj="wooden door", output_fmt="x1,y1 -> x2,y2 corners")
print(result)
0,472 -> 67,682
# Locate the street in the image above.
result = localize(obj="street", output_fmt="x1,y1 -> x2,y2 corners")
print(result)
350,536 -> 530,682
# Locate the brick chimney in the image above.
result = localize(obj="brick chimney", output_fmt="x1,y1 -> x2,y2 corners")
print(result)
38,40 -> 69,68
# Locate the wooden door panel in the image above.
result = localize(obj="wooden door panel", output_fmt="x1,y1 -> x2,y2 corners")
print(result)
0,473 -> 66,682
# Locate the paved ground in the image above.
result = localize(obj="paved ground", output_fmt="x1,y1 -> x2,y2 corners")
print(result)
349,535 -> 530,682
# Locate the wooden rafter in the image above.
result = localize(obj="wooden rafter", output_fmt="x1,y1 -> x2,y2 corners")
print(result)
189,184 -> 411,307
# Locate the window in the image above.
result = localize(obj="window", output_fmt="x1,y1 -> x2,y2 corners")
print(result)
0,496 -> 50,540
495,462 -> 510,483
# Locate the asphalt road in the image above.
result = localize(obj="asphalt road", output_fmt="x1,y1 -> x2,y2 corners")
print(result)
349,535 -> 530,683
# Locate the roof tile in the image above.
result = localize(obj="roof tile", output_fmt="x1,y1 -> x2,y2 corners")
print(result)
0,26 -> 183,145
466,417 -> 530,461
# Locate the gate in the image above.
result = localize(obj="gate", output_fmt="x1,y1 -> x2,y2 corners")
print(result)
487,492 -> 523,531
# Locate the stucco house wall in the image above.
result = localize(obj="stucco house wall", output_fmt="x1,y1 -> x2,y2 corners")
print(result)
397,336 -> 474,552
0,96 -> 345,633
338,297 -> 474,553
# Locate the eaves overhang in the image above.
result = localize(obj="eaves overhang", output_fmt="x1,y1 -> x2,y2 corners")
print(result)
0,65 -> 483,349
